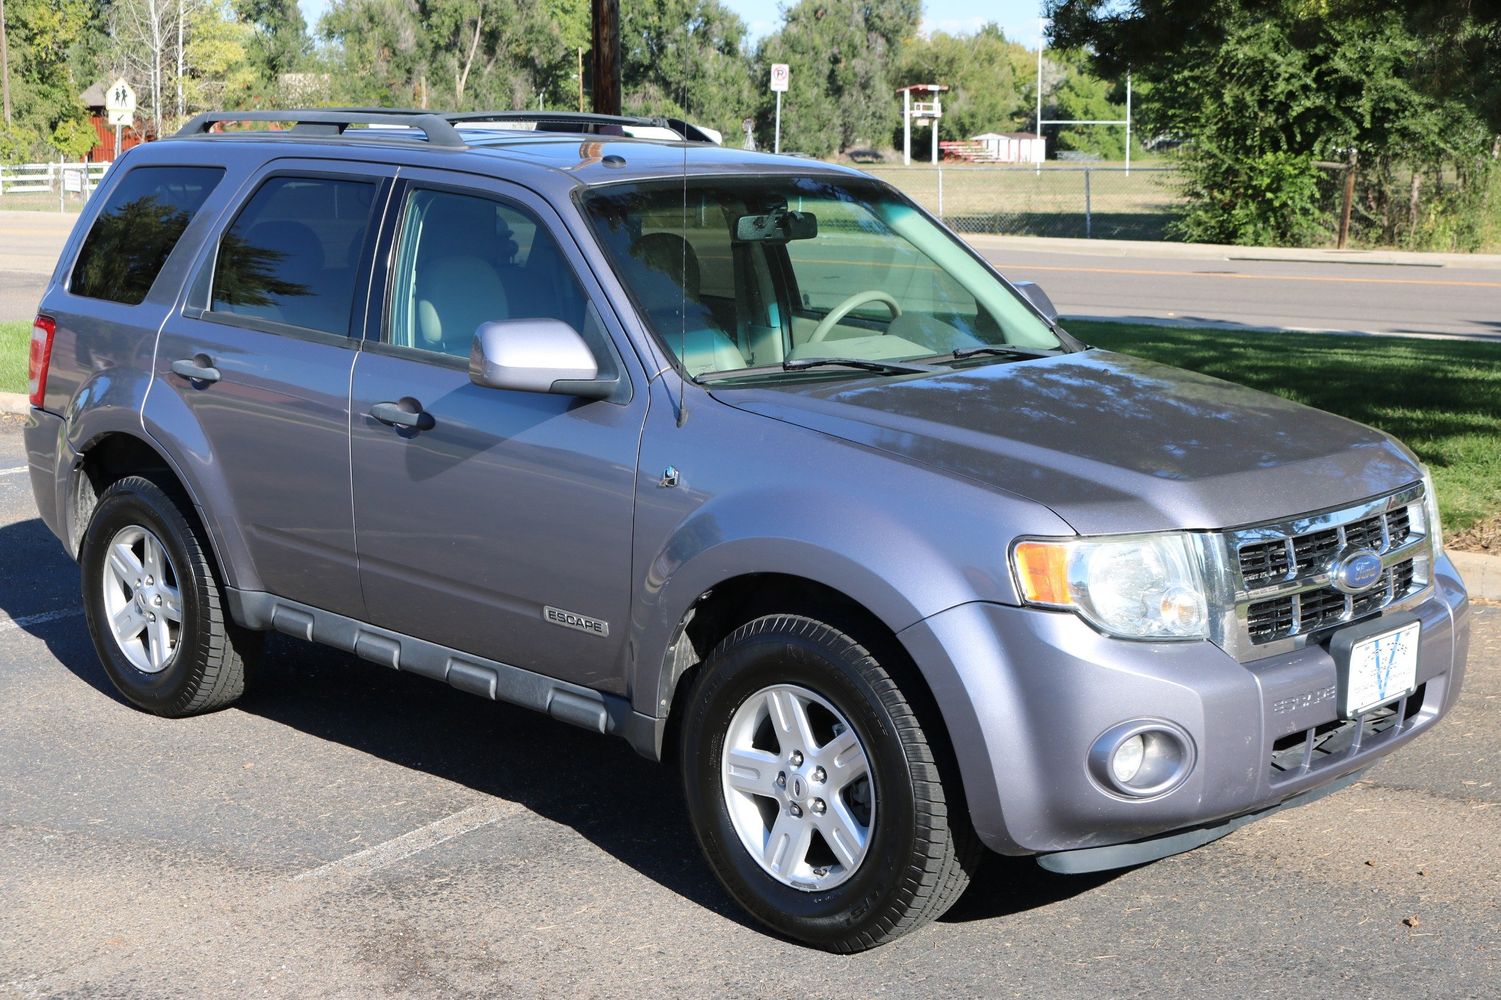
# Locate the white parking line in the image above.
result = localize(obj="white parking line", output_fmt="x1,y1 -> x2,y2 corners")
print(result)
293,801 -> 523,883
0,607 -> 83,632
0,465 -> 28,476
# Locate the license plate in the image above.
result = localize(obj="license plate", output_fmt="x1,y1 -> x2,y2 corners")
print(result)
1341,622 -> 1420,717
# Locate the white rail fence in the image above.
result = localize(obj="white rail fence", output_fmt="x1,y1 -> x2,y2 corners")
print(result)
0,161 -> 112,206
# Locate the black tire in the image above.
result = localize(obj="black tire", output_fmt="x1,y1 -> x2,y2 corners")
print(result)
79,475 -> 260,716
680,614 -> 979,952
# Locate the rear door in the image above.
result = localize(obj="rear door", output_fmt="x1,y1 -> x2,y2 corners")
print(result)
348,171 -> 647,691
153,160 -> 394,618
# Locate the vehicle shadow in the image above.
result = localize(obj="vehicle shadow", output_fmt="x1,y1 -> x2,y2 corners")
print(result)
3,511 -> 1119,942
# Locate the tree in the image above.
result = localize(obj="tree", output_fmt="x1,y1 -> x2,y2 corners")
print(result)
3,0 -> 95,141
621,0 -> 754,139
1047,0 -> 1498,246
756,0 -> 920,157
895,25 -> 1034,142
233,0 -> 308,79
1047,47 -> 1133,160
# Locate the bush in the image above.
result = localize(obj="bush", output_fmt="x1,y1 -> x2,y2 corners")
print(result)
0,123 -> 45,165
1169,150 -> 1327,246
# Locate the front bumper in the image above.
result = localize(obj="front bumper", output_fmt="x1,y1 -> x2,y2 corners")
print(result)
898,554 -> 1470,859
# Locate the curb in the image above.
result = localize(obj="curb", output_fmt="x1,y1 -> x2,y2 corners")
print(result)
1451,550 -> 1501,603
0,393 -> 29,415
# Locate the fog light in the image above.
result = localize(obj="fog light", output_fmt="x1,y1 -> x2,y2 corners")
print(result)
1088,721 -> 1195,798
1111,734 -> 1146,784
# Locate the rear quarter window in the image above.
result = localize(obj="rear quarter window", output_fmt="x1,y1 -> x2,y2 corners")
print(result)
70,166 -> 225,305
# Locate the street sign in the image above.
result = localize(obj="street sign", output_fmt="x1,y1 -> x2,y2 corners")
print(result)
105,78 -> 136,115
105,78 -> 136,162
769,63 -> 790,93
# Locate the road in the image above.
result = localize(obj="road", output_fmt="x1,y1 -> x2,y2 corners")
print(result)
0,213 -> 69,327
1,416 -> 1498,999
971,236 -> 1501,340
4,210 -> 1501,340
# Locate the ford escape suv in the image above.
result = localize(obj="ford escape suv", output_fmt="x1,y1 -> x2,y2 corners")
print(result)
24,109 -> 1470,952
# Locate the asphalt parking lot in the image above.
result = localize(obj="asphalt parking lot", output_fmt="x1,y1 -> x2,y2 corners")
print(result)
1,416 -> 1498,999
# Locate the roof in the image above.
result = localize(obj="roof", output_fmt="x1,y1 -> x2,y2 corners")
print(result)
79,82 -> 108,108
895,84 -> 950,94
972,131 -> 1042,141
160,109 -> 867,191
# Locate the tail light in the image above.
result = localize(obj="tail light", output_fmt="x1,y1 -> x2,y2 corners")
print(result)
28,315 -> 56,408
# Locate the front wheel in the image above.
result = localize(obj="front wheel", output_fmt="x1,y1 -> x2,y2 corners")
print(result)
680,614 -> 978,951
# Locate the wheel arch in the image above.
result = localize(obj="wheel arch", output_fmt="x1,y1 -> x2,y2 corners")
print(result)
70,429 -> 241,604
653,572 -> 965,817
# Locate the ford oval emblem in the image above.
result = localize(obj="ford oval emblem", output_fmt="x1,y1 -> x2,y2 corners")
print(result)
1332,548 -> 1385,594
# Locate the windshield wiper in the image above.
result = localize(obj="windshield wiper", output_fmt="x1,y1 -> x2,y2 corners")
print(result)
947,345 -> 1058,362
781,357 -> 942,375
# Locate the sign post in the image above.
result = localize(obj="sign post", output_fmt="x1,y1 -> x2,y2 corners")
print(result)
769,63 -> 789,155
104,78 -> 135,162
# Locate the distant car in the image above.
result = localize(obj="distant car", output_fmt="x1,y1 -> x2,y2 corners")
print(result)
24,109 -> 1470,951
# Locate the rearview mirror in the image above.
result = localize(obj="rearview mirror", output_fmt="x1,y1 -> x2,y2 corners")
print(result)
734,208 -> 818,243
1013,280 -> 1058,323
469,319 -> 612,399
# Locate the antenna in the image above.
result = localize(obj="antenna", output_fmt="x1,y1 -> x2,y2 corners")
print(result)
676,75 -> 690,427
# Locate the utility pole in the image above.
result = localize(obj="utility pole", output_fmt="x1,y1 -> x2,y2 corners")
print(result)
0,0 -> 12,126
591,0 -> 620,116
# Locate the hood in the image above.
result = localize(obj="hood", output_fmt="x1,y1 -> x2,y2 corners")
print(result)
710,350 -> 1420,535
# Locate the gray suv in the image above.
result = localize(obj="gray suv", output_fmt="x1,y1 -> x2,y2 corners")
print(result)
23,110 -> 1470,952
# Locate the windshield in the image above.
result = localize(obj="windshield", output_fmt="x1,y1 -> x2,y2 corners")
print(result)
580,175 -> 1064,381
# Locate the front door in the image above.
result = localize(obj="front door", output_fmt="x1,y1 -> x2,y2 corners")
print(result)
348,174 -> 647,692
155,161 -> 394,618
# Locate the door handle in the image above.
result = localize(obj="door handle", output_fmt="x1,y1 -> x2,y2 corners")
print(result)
369,400 -> 434,431
171,357 -> 221,383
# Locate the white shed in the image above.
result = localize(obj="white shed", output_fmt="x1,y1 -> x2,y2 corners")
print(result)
972,131 -> 1046,164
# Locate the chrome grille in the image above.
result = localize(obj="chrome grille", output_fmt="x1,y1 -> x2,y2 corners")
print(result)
1214,483 -> 1433,661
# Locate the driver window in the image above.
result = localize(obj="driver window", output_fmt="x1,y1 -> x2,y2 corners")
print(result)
388,188 -> 590,359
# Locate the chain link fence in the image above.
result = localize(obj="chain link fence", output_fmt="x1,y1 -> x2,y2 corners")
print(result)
864,165 -> 1183,241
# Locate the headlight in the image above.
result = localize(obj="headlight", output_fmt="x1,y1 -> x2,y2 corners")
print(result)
1011,532 -> 1210,640
1420,469 -> 1444,555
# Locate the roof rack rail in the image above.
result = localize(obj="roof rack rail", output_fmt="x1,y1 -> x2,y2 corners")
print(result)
174,110 -> 466,147
439,111 -> 718,143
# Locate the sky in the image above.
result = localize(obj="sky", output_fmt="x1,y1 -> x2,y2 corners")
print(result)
293,0 -> 1049,49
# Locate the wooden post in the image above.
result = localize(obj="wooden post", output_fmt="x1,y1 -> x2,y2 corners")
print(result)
591,0 -> 620,116
1337,149 -> 1358,249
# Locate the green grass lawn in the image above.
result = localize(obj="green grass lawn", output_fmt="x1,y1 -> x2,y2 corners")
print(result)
1073,320 -> 1501,533
1,321 -> 29,397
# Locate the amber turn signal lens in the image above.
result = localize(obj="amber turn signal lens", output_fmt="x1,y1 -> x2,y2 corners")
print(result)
1012,541 -> 1071,606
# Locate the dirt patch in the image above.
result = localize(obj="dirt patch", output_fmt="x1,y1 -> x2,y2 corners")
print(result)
1449,513 -> 1501,554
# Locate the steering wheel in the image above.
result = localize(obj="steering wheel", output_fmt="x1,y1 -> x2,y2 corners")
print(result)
807,290 -> 902,344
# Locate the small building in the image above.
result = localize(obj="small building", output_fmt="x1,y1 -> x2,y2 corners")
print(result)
972,131 -> 1045,164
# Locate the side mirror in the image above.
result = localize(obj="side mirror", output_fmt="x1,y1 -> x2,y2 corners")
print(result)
469,319 -> 612,399
1013,280 -> 1059,324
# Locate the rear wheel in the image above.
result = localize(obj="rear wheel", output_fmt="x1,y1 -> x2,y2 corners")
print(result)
680,614 -> 978,952
80,476 -> 260,716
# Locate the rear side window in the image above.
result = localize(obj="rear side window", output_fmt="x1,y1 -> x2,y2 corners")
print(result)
209,176 -> 379,337
71,166 -> 225,304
